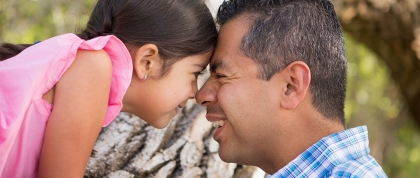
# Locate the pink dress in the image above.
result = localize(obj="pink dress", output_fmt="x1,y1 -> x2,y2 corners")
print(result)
0,34 -> 133,177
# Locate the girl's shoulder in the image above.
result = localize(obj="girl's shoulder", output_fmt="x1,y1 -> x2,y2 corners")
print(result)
72,34 -> 133,126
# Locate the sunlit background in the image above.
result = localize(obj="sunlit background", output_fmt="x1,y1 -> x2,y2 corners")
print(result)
1,0 -> 419,177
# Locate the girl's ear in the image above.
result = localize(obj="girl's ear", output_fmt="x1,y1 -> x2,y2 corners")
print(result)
133,44 -> 163,80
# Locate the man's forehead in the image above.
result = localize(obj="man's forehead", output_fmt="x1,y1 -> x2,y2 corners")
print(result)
209,16 -> 251,73
218,15 -> 251,39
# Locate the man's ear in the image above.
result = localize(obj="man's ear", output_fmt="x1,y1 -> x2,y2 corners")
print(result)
133,44 -> 162,80
280,61 -> 311,110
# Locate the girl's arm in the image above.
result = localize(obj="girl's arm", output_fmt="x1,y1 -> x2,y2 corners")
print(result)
38,49 -> 113,177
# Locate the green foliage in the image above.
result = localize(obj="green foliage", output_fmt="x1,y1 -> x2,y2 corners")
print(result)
0,0 -> 96,43
345,33 -> 420,177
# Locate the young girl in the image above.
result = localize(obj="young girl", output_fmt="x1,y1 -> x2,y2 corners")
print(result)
0,0 -> 217,177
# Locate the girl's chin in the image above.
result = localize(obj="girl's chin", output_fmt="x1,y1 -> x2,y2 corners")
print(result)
151,120 -> 171,129
150,115 -> 173,129
142,110 -> 177,128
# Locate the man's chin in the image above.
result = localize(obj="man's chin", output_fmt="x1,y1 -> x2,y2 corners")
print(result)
218,147 -> 251,166
217,147 -> 235,163
218,153 -> 231,163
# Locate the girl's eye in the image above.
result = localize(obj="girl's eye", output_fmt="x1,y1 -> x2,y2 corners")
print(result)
194,71 -> 203,78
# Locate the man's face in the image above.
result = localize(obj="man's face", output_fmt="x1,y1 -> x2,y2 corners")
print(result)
195,16 -> 283,166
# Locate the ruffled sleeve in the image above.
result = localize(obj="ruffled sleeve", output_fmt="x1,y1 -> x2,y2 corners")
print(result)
77,35 -> 133,126
45,34 -> 133,126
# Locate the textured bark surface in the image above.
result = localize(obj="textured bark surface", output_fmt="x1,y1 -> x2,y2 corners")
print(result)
84,105 -> 261,178
331,0 -> 420,127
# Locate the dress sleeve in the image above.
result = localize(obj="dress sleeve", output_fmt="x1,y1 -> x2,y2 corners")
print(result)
45,34 -> 133,126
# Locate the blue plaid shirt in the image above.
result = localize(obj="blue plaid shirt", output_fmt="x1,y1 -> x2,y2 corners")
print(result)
267,126 -> 387,178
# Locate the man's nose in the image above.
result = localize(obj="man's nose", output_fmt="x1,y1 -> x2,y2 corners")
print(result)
195,80 -> 217,106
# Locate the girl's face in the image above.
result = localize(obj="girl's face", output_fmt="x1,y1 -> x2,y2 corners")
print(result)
124,50 -> 212,128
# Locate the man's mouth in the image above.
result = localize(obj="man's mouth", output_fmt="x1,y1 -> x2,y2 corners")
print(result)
212,120 -> 225,128
211,120 -> 226,140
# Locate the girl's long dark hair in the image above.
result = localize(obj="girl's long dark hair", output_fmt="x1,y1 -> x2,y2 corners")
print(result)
0,44 -> 32,61
0,0 -> 218,71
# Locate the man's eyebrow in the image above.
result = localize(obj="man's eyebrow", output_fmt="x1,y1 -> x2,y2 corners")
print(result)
210,60 -> 230,73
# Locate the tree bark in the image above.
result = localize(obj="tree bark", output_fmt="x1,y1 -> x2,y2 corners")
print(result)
331,0 -> 420,127
84,105 -> 261,178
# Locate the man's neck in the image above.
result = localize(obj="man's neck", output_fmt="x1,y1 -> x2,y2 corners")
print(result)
260,113 -> 345,174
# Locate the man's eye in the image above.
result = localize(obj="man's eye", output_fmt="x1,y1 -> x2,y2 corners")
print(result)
215,73 -> 225,78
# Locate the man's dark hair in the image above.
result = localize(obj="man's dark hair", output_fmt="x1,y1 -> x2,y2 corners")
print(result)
217,0 -> 347,125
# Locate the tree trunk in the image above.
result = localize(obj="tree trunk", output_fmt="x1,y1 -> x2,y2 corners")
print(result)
84,105 -> 261,178
331,0 -> 420,127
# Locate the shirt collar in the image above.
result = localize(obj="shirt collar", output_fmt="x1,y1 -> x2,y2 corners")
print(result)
267,126 -> 370,177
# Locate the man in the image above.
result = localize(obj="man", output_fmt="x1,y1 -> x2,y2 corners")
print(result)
195,0 -> 388,177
